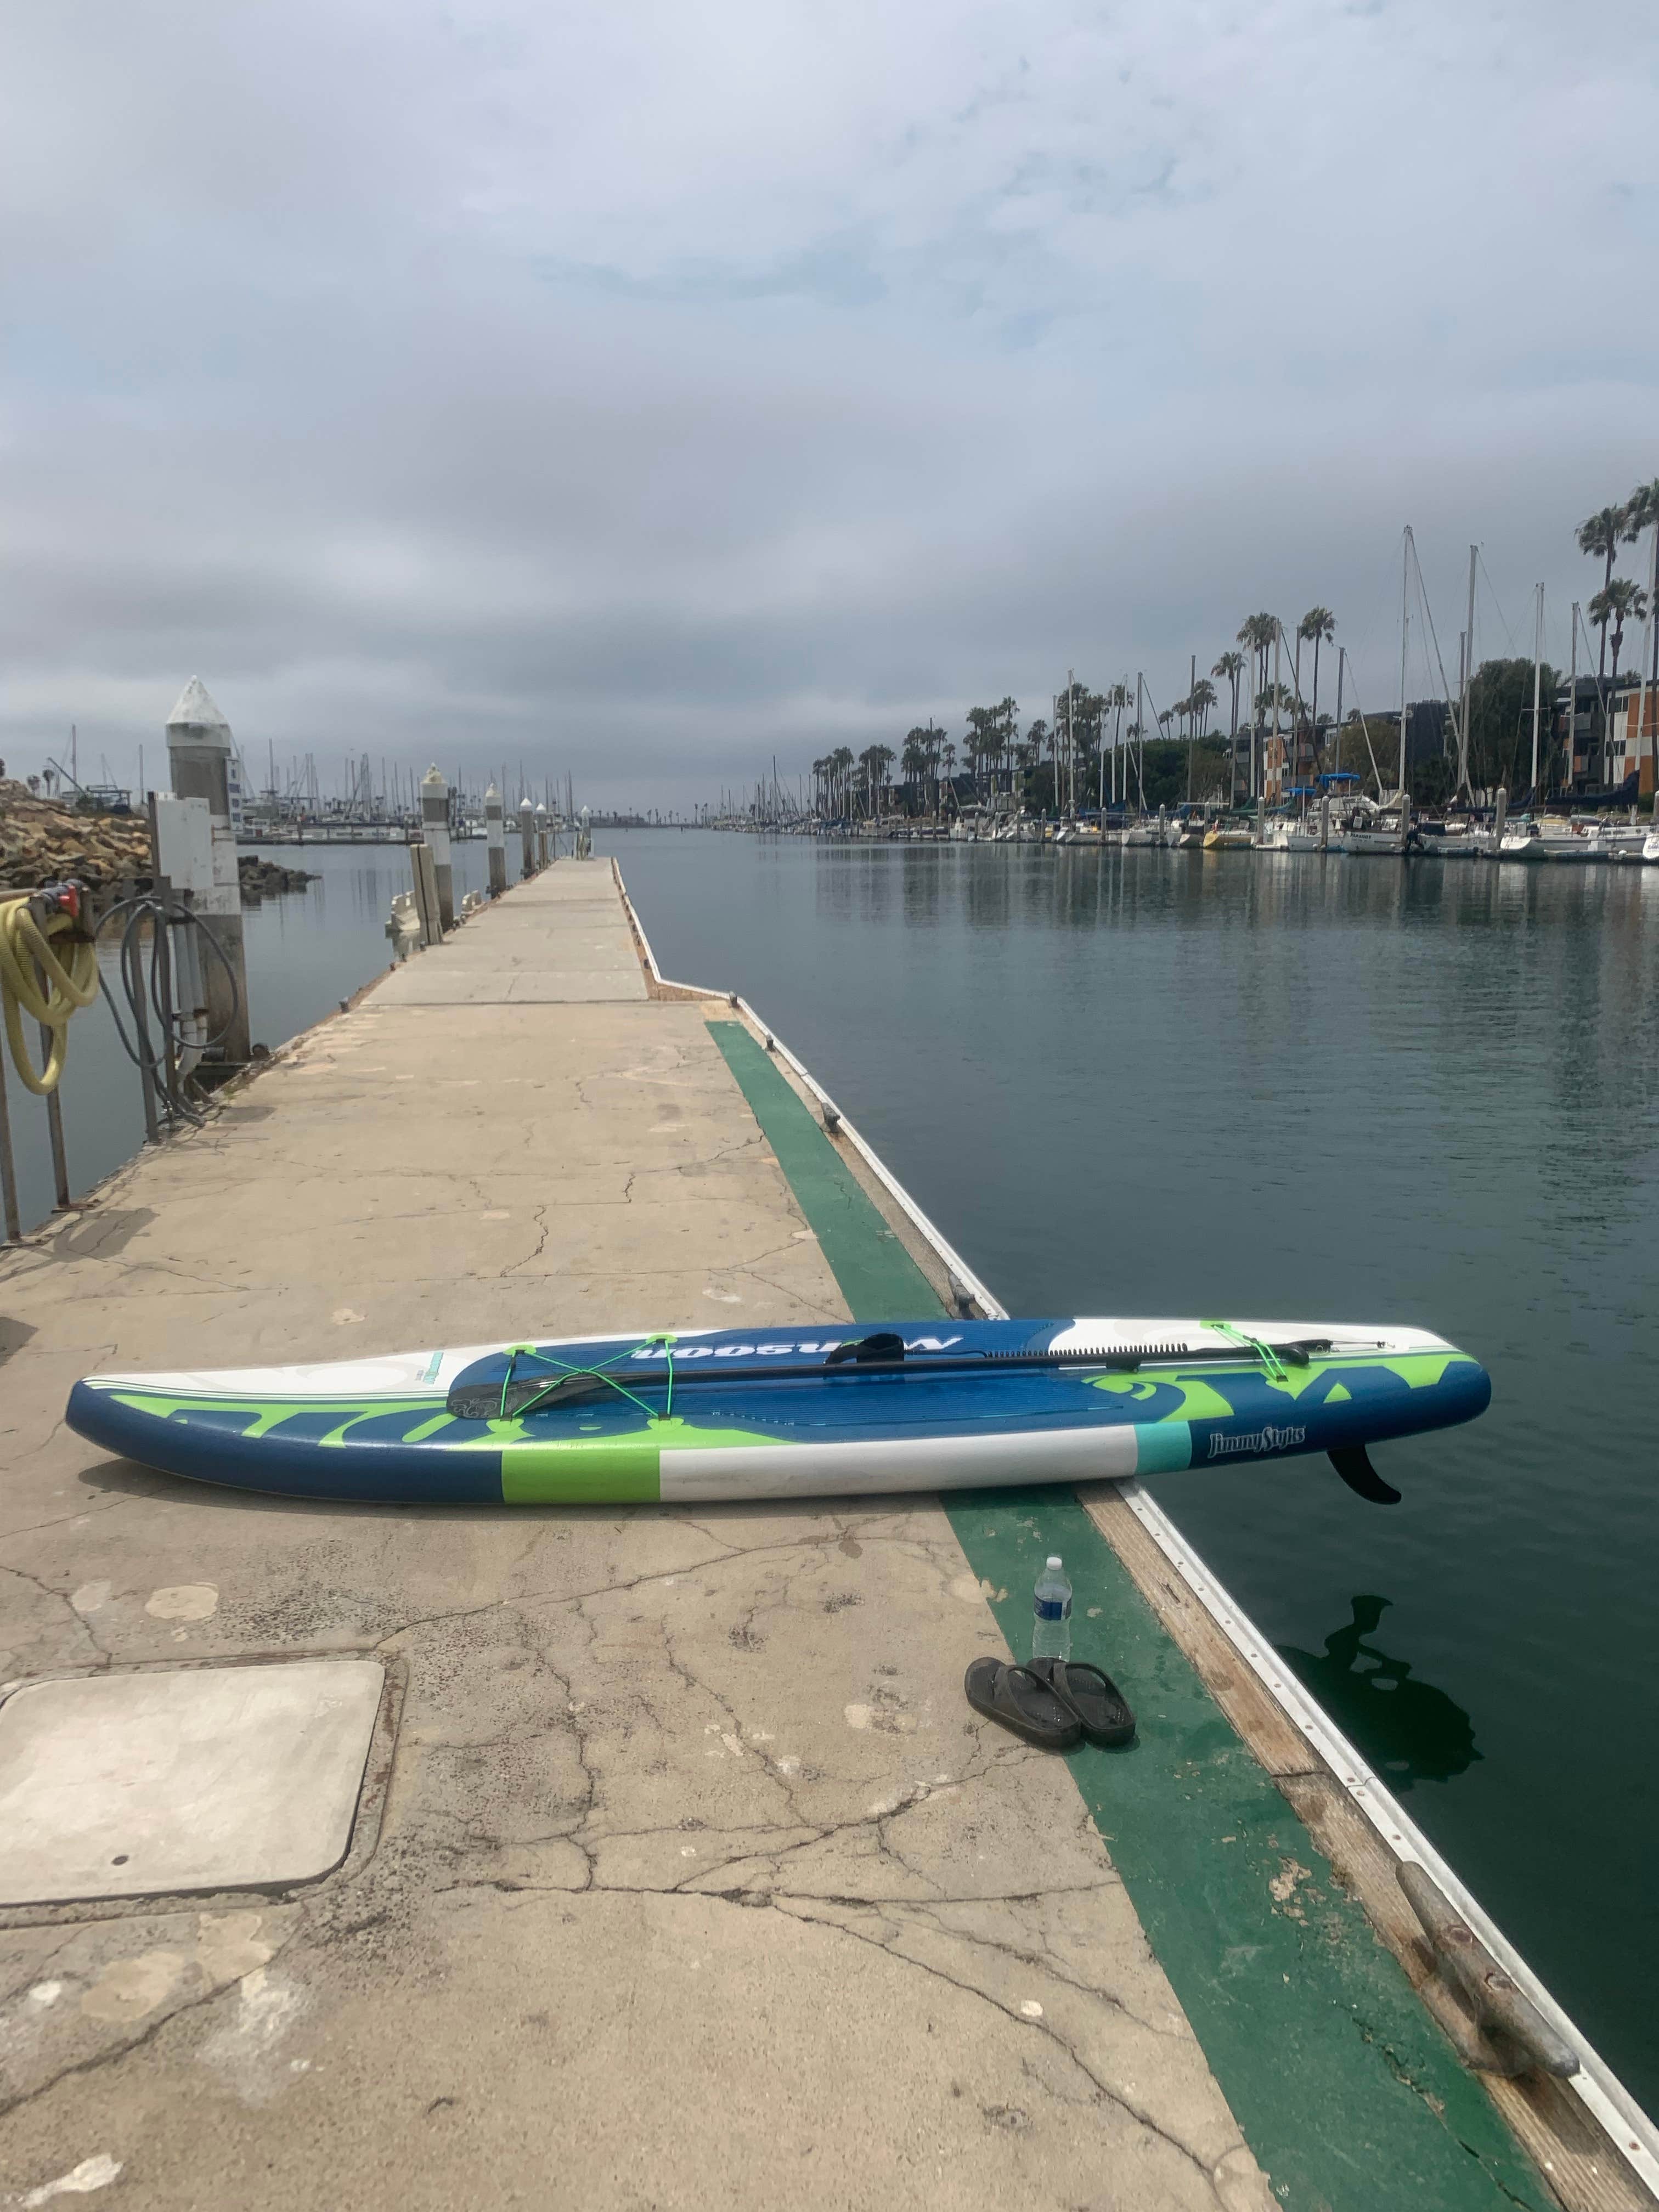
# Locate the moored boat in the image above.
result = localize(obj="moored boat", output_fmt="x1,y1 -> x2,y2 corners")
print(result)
1259,815 -> 1323,852
1339,800 -> 1409,856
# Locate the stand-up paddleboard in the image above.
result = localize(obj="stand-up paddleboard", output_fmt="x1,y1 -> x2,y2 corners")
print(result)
65,1317 -> 1489,1508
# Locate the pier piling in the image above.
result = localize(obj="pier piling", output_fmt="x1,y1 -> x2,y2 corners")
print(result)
518,796 -> 535,878
485,783 -> 506,895
163,678 -> 250,1069
421,766 -> 455,930
409,841 -> 442,946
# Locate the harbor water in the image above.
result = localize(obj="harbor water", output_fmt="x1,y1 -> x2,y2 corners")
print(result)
2,840 -> 494,1234
4,827 -> 1655,2103
607,827 -> 1659,2107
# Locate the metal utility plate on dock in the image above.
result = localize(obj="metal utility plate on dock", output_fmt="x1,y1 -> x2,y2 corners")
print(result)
0,1659 -> 384,1905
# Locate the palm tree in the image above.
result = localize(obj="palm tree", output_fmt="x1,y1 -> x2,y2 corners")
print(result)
1586,579 -> 1647,786
857,743 -> 895,817
1212,651 -> 1244,799
1189,677 -> 1217,737
1627,480 -> 1659,692
1237,614 -> 1276,703
1591,579 -> 1647,691
1297,608 -> 1335,770
858,743 -> 898,814
964,706 -> 1000,802
995,697 -> 1020,795
1212,651 -> 1244,736
1237,614 -> 1277,795
1577,503 -> 1631,678
829,744 -> 855,820
900,730 -> 931,816
1020,719 -> 1046,807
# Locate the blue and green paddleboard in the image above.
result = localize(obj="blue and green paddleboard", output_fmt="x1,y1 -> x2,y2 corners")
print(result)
65,1317 -> 1489,1507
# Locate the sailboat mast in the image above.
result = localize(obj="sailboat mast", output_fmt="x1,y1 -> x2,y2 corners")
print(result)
1270,622 -> 1280,808
1458,542 -> 1476,797
1067,668 -> 1075,820
1568,605 -> 1579,795
1639,523 -> 1657,808
1530,584 -> 1544,798
1400,529 -> 1411,801
1188,651 -> 1197,805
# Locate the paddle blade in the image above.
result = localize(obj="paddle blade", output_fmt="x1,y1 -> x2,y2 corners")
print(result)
447,1373 -> 612,1420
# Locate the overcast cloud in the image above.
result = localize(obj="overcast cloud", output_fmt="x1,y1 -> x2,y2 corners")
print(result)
3,0 -> 1656,805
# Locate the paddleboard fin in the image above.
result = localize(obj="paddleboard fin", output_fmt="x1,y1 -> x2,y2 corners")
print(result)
1329,1445 -> 1401,1506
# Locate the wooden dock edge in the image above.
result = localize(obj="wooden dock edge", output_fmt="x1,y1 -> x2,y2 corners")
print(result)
613,853 -> 1659,2212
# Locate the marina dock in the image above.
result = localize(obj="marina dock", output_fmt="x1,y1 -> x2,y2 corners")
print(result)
1,863 -> 1653,2210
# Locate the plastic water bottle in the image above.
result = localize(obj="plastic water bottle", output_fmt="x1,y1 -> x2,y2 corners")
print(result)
1031,1556 -> 1072,1663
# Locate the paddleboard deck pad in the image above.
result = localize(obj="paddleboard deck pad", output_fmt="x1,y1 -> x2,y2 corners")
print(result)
65,1318 -> 1489,1506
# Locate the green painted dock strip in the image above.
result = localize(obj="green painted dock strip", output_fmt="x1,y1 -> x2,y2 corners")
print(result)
707,1022 -> 941,1317
711,1014 -> 1549,2212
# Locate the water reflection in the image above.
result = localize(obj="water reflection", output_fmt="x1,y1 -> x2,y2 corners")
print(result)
1278,1596 -> 1481,1793
601,828 -> 1659,2101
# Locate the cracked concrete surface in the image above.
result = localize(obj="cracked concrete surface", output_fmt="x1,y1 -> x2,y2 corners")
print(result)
0,870 -> 1273,2209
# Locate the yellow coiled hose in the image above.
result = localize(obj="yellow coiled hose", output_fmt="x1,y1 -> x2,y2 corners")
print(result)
0,892 -> 101,1096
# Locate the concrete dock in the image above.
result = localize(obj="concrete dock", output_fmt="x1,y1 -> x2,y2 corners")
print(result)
0,862 -> 1650,2210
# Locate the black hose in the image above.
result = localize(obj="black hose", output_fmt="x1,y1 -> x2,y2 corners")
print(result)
94,893 -> 242,1130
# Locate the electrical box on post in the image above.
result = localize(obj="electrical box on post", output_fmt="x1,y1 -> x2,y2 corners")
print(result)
149,795 -> 213,898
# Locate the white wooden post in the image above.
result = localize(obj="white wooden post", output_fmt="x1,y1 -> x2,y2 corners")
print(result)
421,766 -> 454,929
165,678 -> 250,1066
486,783 -> 506,895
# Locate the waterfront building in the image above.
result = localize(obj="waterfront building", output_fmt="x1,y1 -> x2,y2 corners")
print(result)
1613,681 -> 1657,798
1549,675 -> 1655,798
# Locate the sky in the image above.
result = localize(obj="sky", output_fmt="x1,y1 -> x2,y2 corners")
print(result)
3,0 -> 1657,809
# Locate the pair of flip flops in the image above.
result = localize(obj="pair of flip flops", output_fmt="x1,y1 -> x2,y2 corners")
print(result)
965,1654 -> 1136,1751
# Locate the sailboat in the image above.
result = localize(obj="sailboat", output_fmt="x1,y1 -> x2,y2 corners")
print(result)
1259,815 -> 1323,851
1338,798 -> 1410,856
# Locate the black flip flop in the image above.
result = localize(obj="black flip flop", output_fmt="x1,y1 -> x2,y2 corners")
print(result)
1027,1657 -> 1137,1748
964,1657 -> 1082,1751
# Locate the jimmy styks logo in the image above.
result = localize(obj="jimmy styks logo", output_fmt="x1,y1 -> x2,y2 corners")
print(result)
1208,1422 -> 1306,1460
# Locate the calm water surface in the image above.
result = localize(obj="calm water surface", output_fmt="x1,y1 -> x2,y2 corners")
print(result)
6,826 -> 1653,2101
609,827 -> 1658,2106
